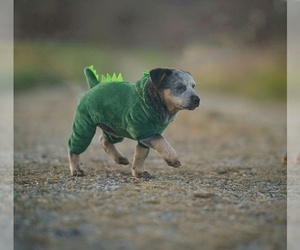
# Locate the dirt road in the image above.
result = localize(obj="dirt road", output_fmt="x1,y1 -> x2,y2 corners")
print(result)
14,85 -> 286,250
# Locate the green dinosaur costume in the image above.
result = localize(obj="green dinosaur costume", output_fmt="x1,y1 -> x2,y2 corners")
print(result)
68,66 -> 170,154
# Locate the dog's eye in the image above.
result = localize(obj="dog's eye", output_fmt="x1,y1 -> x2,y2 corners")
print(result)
192,84 -> 195,89
176,84 -> 186,92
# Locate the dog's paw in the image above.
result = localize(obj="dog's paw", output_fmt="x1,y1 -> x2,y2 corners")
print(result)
71,168 -> 86,177
165,158 -> 181,168
115,156 -> 130,165
132,170 -> 152,179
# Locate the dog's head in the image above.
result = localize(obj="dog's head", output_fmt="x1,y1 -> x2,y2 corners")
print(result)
150,68 -> 200,112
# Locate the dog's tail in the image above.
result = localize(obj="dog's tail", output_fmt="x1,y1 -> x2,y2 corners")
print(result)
84,65 -> 124,89
84,65 -> 100,89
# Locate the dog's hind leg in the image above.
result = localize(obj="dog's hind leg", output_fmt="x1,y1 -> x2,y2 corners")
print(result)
132,144 -> 150,178
68,150 -> 86,176
100,136 -> 129,165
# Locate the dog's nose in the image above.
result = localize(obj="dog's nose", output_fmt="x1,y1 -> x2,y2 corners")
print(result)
191,95 -> 200,106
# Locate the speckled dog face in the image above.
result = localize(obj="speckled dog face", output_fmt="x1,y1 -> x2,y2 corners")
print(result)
150,68 -> 200,112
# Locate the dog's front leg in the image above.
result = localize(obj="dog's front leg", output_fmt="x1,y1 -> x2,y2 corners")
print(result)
140,134 -> 181,168
132,144 -> 150,178
68,150 -> 86,176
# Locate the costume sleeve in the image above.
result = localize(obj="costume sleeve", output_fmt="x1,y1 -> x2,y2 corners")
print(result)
68,101 -> 96,154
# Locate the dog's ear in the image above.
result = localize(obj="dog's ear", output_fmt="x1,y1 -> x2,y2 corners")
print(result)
150,68 -> 173,88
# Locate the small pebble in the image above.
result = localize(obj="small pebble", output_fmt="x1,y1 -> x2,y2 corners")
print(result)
193,192 -> 215,199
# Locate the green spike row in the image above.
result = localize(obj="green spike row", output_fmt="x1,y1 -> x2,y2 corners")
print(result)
88,65 -> 123,83
101,73 -> 123,82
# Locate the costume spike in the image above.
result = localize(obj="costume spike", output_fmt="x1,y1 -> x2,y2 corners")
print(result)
106,73 -> 112,82
117,73 -> 123,81
143,70 -> 150,77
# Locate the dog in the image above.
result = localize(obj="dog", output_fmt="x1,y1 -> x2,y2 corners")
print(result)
68,67 -> 200,178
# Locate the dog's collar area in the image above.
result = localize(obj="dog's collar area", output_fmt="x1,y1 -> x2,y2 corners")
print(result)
135,75 -> 152,107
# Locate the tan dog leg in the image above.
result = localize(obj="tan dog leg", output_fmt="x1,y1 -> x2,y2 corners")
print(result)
140,134 -> 181,167
68,150 -> 86,176
100,136 -> 129,165
132,144 -> 150,178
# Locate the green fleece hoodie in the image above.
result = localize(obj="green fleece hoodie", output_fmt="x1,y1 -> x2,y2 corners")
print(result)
68,67 -> 170,154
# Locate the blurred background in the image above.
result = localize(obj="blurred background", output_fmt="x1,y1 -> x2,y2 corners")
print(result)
14,0 -> 286,102
13,2 -> 288,248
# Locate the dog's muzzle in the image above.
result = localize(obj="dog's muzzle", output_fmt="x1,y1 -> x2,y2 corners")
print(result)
187,95 -> 200,110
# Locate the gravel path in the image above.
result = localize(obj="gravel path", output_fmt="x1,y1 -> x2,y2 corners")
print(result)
0,92 -> 13,250
14,85 -> 287,250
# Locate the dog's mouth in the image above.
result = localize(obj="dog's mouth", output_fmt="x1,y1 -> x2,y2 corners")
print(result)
178,103 -> 199,110
186,105 -> 199,110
